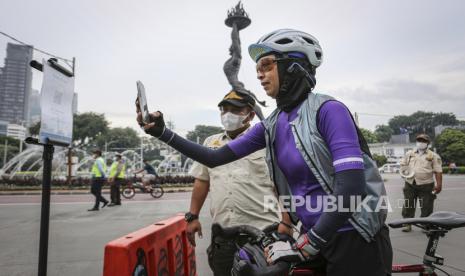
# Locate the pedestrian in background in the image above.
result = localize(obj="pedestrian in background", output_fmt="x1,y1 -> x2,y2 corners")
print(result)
448,161 -> 457,174
400,134 -> 443,232
108,153 -> 126,206
88,149 -> 109,211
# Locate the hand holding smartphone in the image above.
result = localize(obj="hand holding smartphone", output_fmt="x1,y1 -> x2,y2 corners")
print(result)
136,81 -> 166,137
136,81 -> 151,124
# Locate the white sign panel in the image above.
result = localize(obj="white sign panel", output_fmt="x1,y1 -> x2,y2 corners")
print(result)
39,60 -> 75,145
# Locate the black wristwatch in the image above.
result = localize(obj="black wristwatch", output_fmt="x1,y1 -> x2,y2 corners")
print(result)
184,212 -> 199,223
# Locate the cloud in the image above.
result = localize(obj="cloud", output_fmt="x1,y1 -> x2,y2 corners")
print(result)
439,56 -> 465,73
332,77 -> 465,129
2,0 -> 465,133
338,78 -> 465,104
376,79 -> 441,102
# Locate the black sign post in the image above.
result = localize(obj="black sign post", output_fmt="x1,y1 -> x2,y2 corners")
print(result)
27,58 -> 74,276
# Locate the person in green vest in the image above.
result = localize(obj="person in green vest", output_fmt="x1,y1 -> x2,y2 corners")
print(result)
108,153 -> 126,206
88,149 -> 109,211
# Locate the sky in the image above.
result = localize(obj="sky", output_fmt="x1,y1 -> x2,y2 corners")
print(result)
1,0 -> 465,135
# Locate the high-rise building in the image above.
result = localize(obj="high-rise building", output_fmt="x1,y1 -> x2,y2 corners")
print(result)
0,67 -> 3,97
0,43 -> 33,125
28,89 -> 41,124
0,120 -> 7,136
6,123 -> 27,140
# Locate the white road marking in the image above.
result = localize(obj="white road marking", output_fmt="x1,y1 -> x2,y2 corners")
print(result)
0,199 -> 187,206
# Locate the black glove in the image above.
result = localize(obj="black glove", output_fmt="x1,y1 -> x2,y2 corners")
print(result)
135,97 -> 166,138
143,111 -> 166,138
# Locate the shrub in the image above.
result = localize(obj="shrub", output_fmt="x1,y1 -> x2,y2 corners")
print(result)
372,154 -> 388,167
442,166 -> 465,174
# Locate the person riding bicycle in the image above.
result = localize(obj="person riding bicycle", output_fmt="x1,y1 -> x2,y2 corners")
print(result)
137,29 -> 392,275
135,159 -> 158,191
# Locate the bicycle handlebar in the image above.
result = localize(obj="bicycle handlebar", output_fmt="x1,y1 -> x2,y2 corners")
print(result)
212,223 -> 292,276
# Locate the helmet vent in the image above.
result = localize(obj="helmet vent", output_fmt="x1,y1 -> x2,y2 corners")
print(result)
261,31 -> 278,43
275,38 -> 293,44
302,37 -> 314,45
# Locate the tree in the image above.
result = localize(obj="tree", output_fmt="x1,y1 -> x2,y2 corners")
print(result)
374,125 -> 394,142
372,154 -> 388,167
0,145 -> 19,167
0,137 -> 20,167
360,128 -> 379,143
28,112 -> 110,142
73,112 -> 109,142
28,121 -> 41,136
186,125 -> 223,145
96,127 -> 140,151
388,111 -> 458,140
0,136 -> 20,148
431,113 -> 459,128
434,129 -> 465,165
442,142 -> 465,166
143,149 -> 164,161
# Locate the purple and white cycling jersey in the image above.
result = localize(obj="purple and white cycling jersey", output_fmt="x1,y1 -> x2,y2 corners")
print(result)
228,100 -> 364,231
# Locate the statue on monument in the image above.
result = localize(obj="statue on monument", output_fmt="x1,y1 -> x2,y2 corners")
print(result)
223,1 -> 266,120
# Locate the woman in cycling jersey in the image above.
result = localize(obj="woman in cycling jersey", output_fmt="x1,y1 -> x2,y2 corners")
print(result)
137,29 -> 392,276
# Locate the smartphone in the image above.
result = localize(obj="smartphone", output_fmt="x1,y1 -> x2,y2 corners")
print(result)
137,81 -> 151,124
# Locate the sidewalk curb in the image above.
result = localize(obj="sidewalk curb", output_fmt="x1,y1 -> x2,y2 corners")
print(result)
0,188 -> 193,196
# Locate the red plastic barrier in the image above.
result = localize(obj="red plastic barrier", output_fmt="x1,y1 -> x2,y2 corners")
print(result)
103,214 -> 197,276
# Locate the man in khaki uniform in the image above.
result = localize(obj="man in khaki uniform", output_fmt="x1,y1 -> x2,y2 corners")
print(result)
400,134 -> 443,232
185,91 -> 284,275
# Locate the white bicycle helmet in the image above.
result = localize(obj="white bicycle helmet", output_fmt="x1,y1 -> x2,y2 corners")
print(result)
249,29 -> 323,68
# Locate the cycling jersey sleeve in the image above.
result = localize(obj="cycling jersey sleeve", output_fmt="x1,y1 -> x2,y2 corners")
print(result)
309,169 -> 366,246
317,100 -> 364,172
227,122 -> 266,158
308,100 -> 366,247
156,123 -> 265,168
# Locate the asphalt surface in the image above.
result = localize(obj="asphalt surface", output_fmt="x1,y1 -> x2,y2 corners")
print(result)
0,174 -> 464,276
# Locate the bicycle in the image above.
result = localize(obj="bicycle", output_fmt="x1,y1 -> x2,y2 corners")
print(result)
214,211 -> 465,276
121,175 -> 164,199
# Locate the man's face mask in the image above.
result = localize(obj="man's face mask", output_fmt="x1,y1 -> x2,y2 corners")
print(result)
221,112 -> 249,131
416,142 -> 428,150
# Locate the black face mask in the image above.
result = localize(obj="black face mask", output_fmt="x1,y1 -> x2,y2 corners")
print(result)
276,58 -> 316,112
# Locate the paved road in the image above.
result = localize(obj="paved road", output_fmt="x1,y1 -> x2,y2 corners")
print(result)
0,175 -> 464,276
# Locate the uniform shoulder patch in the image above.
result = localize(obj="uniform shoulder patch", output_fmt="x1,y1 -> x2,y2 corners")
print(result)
426,150 -> 434,161
210,139 -> 222,148
204,134 -> 224,148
